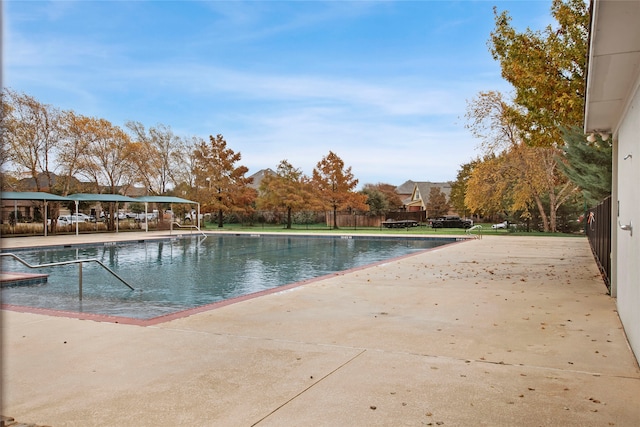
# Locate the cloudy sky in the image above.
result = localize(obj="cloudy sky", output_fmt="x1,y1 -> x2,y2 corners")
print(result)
4,0 -> 553,187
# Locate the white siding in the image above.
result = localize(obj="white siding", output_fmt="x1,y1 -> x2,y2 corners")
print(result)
615,80 -> 640,361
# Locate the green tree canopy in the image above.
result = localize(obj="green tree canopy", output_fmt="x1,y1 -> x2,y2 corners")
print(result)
559,127 -> 612,207
361,182 -> 403,215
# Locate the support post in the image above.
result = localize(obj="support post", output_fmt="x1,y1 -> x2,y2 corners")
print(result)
75,200 -> 80,236
78,262 -> 83,300
44,200 -> 48,237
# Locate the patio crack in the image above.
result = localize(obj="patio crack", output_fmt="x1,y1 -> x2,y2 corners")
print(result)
251,348 -> 367,426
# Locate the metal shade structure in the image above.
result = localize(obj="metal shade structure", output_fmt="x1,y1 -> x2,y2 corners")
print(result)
1,191 -> 73,237
1,191 -> 201,236
133,195 -> 199,232
67,193 -> 140,235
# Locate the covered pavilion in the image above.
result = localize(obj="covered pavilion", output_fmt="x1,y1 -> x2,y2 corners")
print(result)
0,192 -> 199,237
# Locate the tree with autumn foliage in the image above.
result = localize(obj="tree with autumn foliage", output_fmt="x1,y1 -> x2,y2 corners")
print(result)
449,160 -> 480,218
312,151 -> 368,229
257,160 -> 319,229
1,89 -> 62,193
360,183 -> 403,215
426,187 -> 450,218
192,134 -> 255,228
2,88 -> 65,230
489,0 -> 588,148
126,121 -> 186,195
76,118 -> 136,230
466,91 -> 578,231
57,111 -> 93,196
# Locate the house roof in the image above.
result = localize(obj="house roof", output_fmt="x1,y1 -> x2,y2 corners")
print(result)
584,0 -> 640,135
409,182 -> 452,202
395,180 -> 416,195
248,168 -> 275,190
402,182 -> 453,208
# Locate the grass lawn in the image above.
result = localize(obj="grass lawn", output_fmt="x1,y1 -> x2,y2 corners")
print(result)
199,222 -> 585,237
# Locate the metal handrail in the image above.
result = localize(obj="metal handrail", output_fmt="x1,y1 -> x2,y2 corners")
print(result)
1,253 -> 134,299
172,221 -> 207,237
466,224 -> 483,239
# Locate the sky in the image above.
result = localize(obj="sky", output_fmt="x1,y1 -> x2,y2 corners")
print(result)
3,0 -> 554,188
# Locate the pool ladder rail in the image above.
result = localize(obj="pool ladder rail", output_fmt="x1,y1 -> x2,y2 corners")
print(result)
0,253 -> 134,300
171,221 -> 207,237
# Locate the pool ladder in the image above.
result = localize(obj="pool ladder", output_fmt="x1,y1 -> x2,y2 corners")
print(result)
171,221 -> 207,237
0,253 -> 134,300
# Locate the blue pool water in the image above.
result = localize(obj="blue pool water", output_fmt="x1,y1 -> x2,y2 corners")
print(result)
1,234 -> 454,319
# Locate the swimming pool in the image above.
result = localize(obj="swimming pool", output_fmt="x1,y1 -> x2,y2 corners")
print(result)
1,234 -> 455,320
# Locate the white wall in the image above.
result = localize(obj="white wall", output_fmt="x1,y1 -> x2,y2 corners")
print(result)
615,81 -> 640,361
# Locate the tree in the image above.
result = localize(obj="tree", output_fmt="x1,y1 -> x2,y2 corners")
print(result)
257,160 -> 317,229
426,187 -> 450,218
173,136 -> 204,198
312,151 -> 368,229
465,153 -> 513,219
361,183 -> 403,214
559,127 -> 612,207
466,91 -> 578,232
2,88 -> 63,231
465,0 -> 590,232
76,118 -> 136,230
489,0 -> 588,148
0,96 -> 13,172
360,187 -> 387,216
1,88 -> 62,192
450,160 -> 479,218
126,121 -> 185,195
57,111 -> 95,196
192,134 -> 254,228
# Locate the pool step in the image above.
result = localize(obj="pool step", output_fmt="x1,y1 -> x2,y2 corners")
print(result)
0,272 -> 48,287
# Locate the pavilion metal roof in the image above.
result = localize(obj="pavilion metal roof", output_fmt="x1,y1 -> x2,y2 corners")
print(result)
134,196 -> 197,204
1,192 -> 196,205
1,191 -> 72,202
67,193 -> 139,203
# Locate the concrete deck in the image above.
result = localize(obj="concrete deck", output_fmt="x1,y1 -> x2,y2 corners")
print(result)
2,232 -> 639,426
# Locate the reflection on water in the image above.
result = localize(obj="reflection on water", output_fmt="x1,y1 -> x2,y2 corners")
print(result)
1,235 -> 452,319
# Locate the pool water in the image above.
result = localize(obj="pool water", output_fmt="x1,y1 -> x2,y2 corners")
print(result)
1,235 -> 453,320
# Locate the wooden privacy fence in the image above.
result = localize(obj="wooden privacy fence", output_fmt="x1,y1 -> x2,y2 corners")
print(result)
586,196 -> 611,292
325,212 -> 386,228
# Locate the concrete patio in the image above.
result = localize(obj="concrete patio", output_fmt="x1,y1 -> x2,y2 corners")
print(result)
2,232 -> 639,426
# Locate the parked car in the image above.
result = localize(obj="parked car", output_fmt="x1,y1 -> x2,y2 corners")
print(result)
492,221 -> 508,229
72,213 -> 91,222
184,210 -> 204,222
57,214 -> 89,225
100,212 -> 127,220
430,216 -> 473,229
381,219 -> 419,228
134,212 -> 158,221
57,215 -> 72,226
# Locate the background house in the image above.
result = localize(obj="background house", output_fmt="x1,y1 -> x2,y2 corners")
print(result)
395,180 -> 461,218
584,0 -> 640,362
